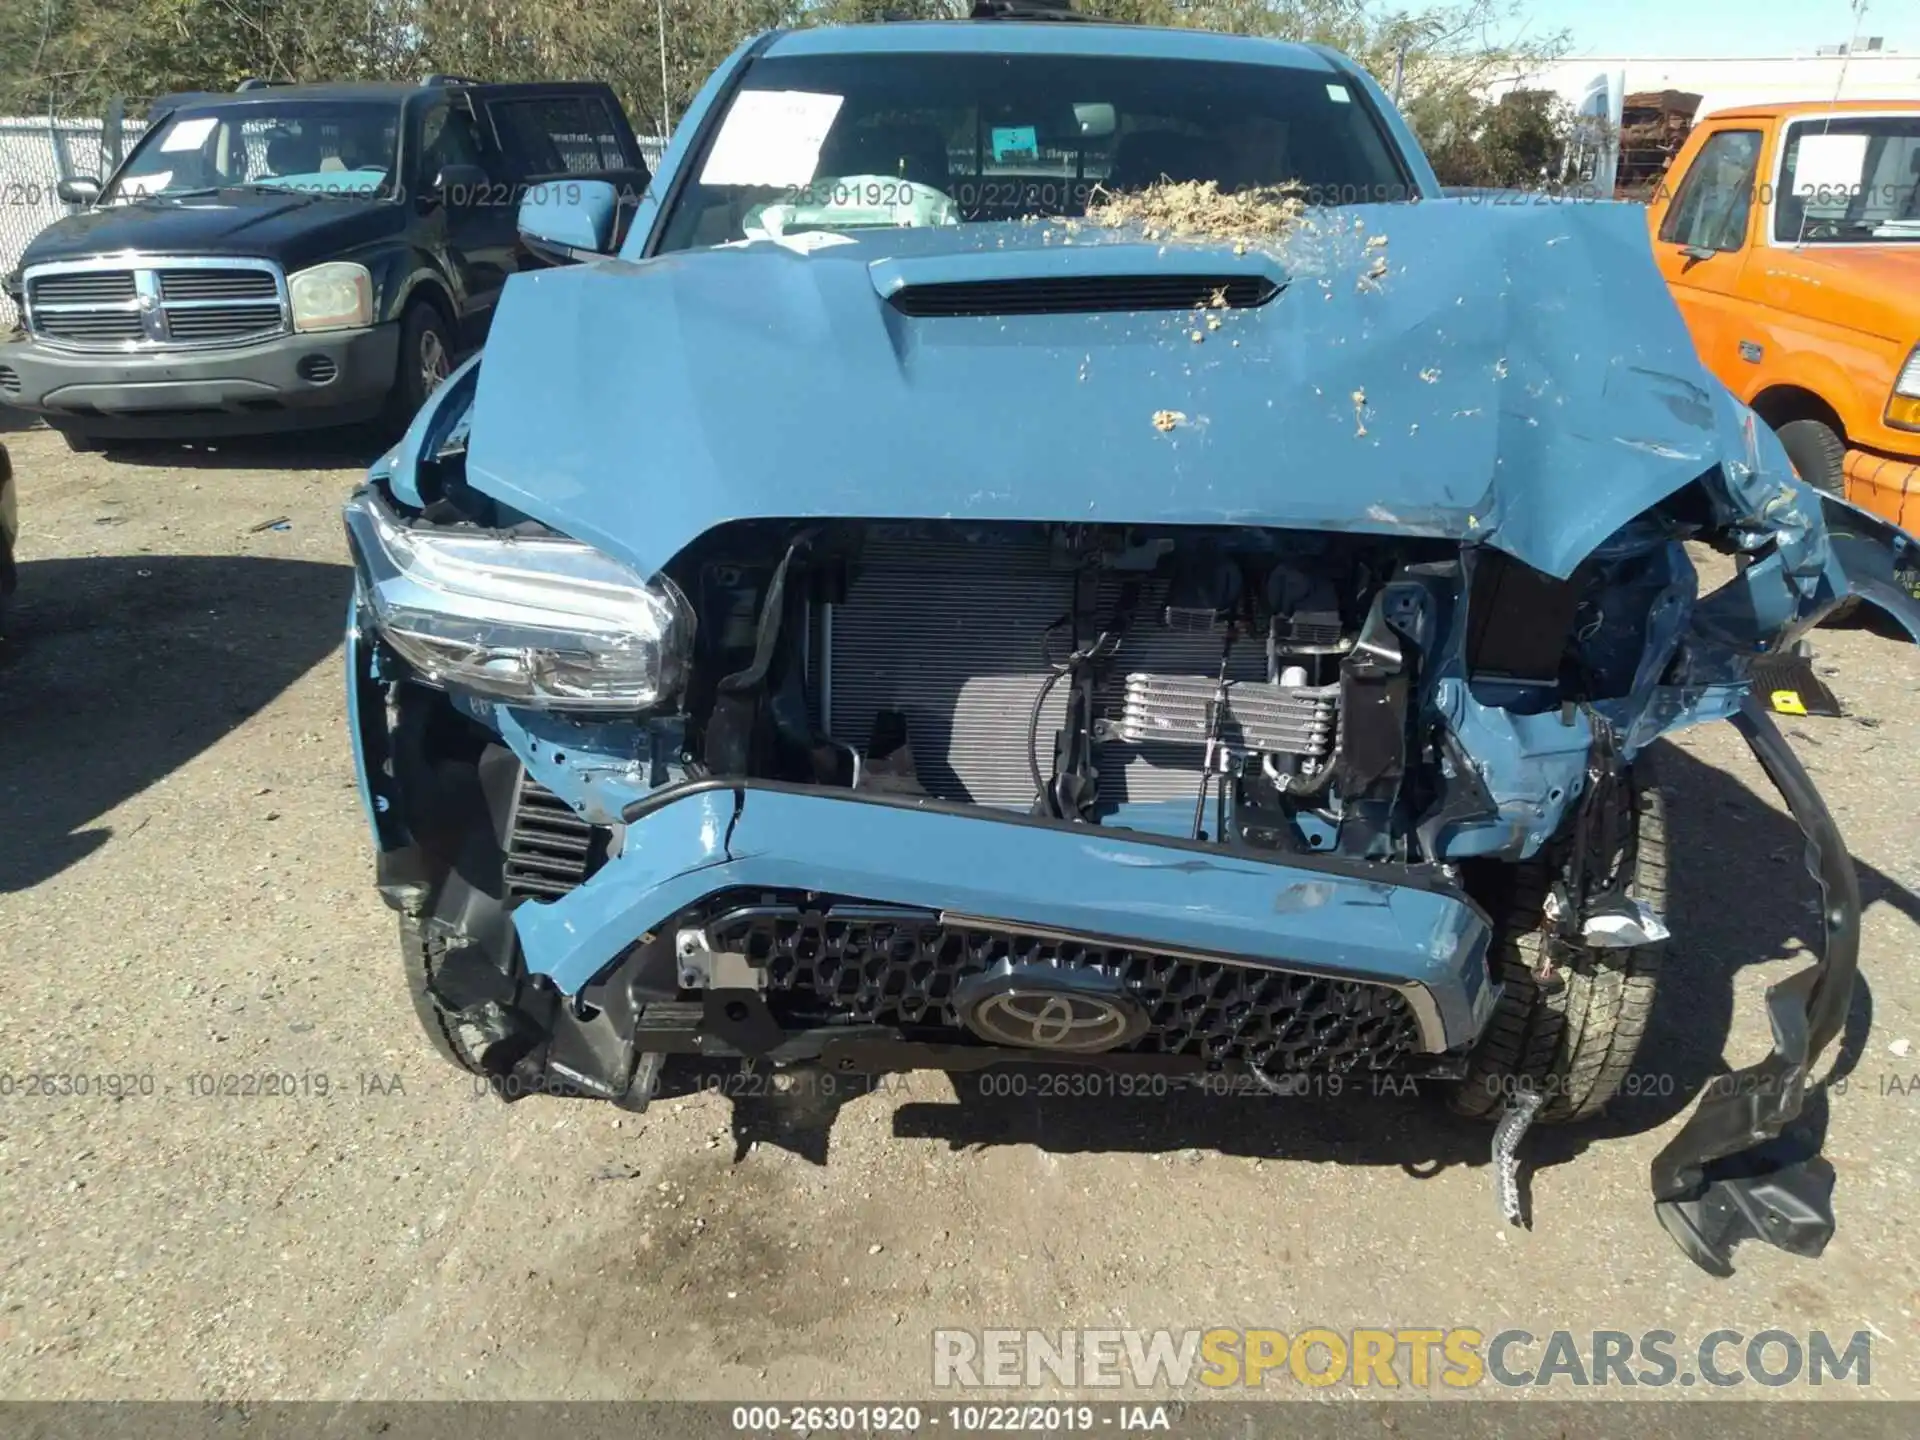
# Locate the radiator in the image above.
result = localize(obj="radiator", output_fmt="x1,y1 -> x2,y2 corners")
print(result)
822,536 -> 1284,809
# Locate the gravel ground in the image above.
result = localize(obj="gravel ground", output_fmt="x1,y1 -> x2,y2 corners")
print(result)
1,412 -> 1917,1403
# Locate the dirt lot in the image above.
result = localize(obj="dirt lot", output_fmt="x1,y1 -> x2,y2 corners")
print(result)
2,410 -> 1918,1403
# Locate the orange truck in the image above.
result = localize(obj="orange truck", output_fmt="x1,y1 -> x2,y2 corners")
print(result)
1647,101 -> 1920,528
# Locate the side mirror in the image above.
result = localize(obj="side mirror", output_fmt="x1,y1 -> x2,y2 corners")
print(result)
517,179 -> 618,262
57,176 -> 102,206
431,162 -> 489,208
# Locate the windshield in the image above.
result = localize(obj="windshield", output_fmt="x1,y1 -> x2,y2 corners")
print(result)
656,51 -> 1409,252
110,99 -> 402,202
1774,116 -> 1920,243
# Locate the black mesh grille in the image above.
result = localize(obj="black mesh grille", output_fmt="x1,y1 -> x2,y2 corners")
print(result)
704,896 -> 1422,1072
889,273 -> 1281,317
504,773 -> 597,899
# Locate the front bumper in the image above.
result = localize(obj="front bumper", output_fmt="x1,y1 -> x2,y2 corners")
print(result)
1845,447 -> 1920,530
0,324 -> 399,436
509,781 -> 1499,1057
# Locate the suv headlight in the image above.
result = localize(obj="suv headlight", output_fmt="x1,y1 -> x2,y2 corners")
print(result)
345,489 -> 693,710
1889,344 -> 1920,431
289,261 -> 373,332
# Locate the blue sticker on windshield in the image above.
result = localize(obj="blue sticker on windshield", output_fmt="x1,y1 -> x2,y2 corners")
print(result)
991,126 -> 1039,163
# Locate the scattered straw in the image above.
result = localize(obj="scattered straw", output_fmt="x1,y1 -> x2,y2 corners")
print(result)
1084,180 -> 1305,247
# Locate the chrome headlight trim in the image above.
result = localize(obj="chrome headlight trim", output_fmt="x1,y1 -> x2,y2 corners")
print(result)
345,487 -> 693,711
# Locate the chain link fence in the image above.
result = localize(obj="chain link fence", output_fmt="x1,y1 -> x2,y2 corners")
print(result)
1,114 -> 147,327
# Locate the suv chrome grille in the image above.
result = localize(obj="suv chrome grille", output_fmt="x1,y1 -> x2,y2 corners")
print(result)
24,260 -> 288,351
35,310 -> 146,344
29,272 -> 136,306
165,303 -> 283,342
158,269 -> 278,302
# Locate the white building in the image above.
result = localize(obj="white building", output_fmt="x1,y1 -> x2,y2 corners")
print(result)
1499,45 -> 1920,120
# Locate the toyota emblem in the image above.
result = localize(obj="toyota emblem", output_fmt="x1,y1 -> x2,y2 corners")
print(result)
965,988 -> 1139,1053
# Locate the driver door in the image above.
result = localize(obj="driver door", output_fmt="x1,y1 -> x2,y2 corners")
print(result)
417,100 -> 517,343
1650,125 -> 1765,380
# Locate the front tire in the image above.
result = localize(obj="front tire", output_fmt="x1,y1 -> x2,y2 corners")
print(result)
1775,417 -> 1846,497
1449,774 -> 1668,1124
397,912 -> 487,1075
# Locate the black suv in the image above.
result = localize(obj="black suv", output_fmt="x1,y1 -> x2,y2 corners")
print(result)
0,77 -> 648,450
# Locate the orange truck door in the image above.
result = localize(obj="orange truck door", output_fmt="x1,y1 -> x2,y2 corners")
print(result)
1649,125 -> 1768,379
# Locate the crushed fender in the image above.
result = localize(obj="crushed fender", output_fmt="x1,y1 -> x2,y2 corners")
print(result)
1650,698 -> 1859,1276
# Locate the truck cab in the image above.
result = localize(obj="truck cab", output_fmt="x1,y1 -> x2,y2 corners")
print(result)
1647,101 -> 1920,527
0,77 -> 648,451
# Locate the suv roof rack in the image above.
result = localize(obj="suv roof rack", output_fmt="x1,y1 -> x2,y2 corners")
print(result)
969,0 -> 1094,18
419,73 -> 481,87
233,78 -> 293,92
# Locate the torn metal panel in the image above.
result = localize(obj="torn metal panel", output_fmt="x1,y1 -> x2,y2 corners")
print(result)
1650,698 -> 1859,1276
1429,678 -> 1589,859
371,352 -> 482,512
470,698 -> 664,828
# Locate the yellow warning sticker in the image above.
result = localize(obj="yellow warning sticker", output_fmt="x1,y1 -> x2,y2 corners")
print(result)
1771,690 -> 1809,716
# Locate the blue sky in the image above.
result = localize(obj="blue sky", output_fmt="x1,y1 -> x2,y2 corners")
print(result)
1518,0 -> 1914,58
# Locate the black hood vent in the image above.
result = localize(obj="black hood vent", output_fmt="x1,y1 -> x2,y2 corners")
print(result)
889,272 -> 1282,318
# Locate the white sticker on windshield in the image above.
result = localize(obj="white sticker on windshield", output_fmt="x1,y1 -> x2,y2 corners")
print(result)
1792,132 -> 1869,199
160,116 -> 218,152
1326,84 -> 1352,104
699,90 -> 846,187
119,170 -> 173,197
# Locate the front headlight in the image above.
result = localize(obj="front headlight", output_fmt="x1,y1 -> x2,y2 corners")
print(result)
289,261 -> 373,332
344,489 -> 693,710
1889,344 -> 1920,431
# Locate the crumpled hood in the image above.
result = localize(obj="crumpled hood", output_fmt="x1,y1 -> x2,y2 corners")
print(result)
467,198 -> 1741,580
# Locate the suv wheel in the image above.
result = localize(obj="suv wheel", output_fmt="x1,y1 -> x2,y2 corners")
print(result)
388,300 -> 454,428
1448,767 -> 1668,1124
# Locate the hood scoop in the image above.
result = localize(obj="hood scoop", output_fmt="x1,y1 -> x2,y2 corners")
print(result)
888,272 -> 1282,317
865,241 -> 1290,318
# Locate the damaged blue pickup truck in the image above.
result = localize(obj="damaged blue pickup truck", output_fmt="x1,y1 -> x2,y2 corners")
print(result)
343,12 -> 1920,1275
